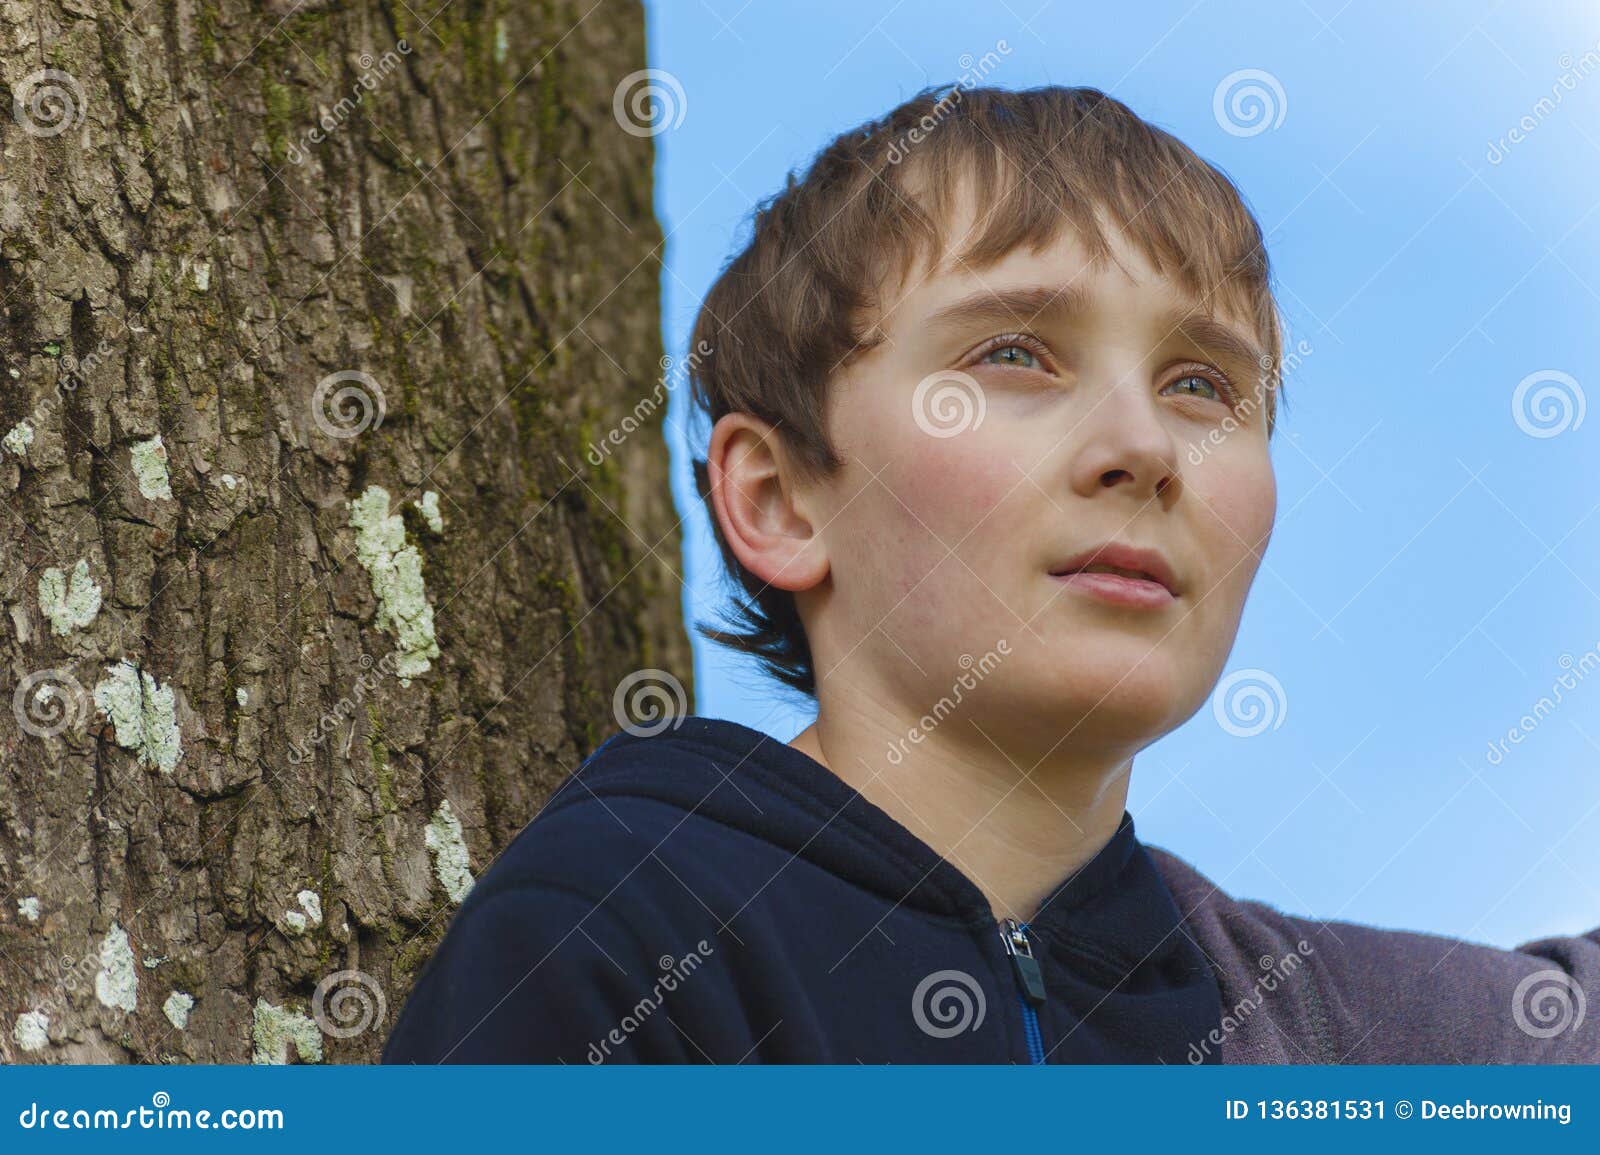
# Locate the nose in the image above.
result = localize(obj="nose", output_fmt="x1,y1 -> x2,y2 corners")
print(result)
1063,375 -> 1182,504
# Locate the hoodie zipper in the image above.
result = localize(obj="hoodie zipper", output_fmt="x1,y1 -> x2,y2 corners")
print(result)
1000,918 -> 1047,1064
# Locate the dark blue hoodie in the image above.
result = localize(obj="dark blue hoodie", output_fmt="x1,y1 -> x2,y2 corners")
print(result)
381,716 -> 1223,1063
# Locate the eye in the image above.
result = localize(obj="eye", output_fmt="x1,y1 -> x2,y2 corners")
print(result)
1163,369 -> 1233,405
969,333 -> 1053,373
982,343 -> 1039,370
1166,373 -> 1216,400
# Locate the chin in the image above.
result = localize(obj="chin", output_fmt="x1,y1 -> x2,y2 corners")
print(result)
997,651 -> 1192,751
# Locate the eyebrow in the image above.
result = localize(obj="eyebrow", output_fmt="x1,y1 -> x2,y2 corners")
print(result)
1159,309 -> 1268,381
923,284 -> 1097,335
922,284 -> 1267,379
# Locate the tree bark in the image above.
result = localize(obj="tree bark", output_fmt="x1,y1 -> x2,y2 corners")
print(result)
0,0 -> 688,1063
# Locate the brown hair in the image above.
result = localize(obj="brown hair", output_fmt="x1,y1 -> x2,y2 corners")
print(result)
688,83 -> 1288,697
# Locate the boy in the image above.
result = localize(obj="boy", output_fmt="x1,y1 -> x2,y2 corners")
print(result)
382,84 -> 1599,1064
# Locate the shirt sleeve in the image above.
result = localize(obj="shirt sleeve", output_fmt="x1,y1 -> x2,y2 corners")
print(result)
1501,925 -> 1600,1057
1276,911 -> 1600,1063
381,878 -> 711,1064
1150,846 -> 1600,1063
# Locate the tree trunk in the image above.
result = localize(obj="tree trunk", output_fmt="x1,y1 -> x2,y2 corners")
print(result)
0,0 -> 688,1063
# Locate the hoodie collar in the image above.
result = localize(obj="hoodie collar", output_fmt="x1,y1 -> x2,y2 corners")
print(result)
551,716 -> 1195,972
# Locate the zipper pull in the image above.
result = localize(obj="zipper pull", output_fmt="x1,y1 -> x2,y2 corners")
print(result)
1000,918 -> 1047,1008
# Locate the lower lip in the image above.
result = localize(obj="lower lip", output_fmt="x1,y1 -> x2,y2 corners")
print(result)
1051,571 -> 1176,609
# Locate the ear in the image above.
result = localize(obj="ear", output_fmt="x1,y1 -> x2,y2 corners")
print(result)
705,412 -> 829,593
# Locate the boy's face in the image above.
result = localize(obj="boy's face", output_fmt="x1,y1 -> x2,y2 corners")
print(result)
800,198 -> 1277,758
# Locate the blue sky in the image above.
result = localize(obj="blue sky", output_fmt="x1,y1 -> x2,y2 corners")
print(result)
640,0 -> 1599,947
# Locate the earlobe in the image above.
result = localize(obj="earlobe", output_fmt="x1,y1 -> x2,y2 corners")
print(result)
705,413 -> 829,593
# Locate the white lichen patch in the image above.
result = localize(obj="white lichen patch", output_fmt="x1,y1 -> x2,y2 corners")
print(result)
192,261 -> 211,292
348,486 -> 440,685
93,660 -> 183,773
17,896 -> 40,922
95,922 -> 138,1013
163,991 -> 194,1030
415,490 -> 443,533
235,686 -> 248,707
251,998 -> 323,1064
13,1010 -> 49,1052
130,434 -> 172,500
282,889 -> 322,936
3,420 -> 33,456
142,955 -> 168,969
425,799 -> 474,905
38,559 -> 102,637
219,473 -> 240,490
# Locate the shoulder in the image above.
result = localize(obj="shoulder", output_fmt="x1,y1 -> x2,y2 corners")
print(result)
466,724 -> 789,935
383,788 -> 742,1063
1147,845 -> 1600,1063
480,784 -> 768,919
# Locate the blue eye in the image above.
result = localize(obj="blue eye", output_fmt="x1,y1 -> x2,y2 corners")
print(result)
1166,373 -> 1219,401
982,344 -> 1038,369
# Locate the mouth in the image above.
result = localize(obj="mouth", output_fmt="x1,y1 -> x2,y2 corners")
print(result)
1048,543 -> 1180,608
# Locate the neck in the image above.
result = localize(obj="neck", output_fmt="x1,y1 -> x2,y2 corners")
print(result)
788,692 -> 1134,923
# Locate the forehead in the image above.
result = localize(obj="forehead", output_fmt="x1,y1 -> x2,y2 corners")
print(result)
877,199 -> 1265,372
899,210 -> 1166,316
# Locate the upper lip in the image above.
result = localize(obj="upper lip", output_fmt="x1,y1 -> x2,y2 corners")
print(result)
1050,542 -> 1181,596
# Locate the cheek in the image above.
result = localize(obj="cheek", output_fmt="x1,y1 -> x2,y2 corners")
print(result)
1195,458 -> 1277,591
895,435 -> 1023,532
828,374 -> 1026,634
865,436 -> 1024,610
